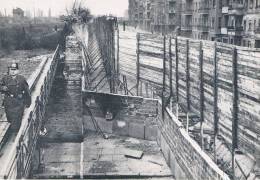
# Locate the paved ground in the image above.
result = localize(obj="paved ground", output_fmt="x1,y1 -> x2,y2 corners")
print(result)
34,132 -> 173,179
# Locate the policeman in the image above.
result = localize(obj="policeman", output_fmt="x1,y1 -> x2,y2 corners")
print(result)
0,63 -> 31,133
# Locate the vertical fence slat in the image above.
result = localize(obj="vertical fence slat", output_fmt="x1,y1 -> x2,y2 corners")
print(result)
186,39 -> 190,132
213,42 -> 219,162
199,41 -> 205,148
162,35 -> 166,120
175,37 -> 179,118
136,33 -> 140,96
169,37 -> 173,97
169,37 -> 173,112
232,47 -> 238,179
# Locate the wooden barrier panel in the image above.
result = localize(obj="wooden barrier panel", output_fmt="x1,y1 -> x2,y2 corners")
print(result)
136,33 -> 260,170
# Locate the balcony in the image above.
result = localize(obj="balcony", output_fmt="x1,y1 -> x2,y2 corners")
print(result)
254,27 -> 260,34
182,6 -> 193,15
227,26 -> 244,36
168,19 -> 177,25
197,25 -> 209,32
181,25 -> 192,31
228,3 -> 244,15
198,6 -> 210,14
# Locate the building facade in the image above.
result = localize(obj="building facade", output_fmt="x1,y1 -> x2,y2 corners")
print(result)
128,0 -> 260,47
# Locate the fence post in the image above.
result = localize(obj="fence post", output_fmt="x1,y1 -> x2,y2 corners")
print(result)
169,36 -> 173,112
145,82 -> 149,97
213,42 -> 219,162
175,37 -> 179,119
232,47 -> 238,180
117,28 -> 120,76
186,39 -> 190,132
199,41 -> 205,149
162,35 -> 166,120
136,33 -> 140,96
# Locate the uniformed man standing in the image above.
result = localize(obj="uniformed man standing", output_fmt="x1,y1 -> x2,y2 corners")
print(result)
0,63 -> 31,133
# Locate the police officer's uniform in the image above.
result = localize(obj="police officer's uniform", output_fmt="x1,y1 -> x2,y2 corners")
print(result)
0,65 -> 31,132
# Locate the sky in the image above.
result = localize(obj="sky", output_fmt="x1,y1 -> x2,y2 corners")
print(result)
0,0 -> 128,17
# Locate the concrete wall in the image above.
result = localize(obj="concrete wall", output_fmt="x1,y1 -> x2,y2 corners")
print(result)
82,91 -> 158,141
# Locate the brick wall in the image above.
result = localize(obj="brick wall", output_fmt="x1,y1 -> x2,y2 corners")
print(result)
156,100 -> 230,180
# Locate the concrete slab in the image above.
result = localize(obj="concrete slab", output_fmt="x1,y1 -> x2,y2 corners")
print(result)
43,143 -> 81,163
82,133 -> 172,178
129,122 -> 145,139
34,133 -> 173,179
36,162 -> 80,178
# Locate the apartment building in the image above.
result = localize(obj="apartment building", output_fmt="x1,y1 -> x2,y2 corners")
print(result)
180,0 -> 222,40
128,0 -> 180,34
128,0 -> 260,47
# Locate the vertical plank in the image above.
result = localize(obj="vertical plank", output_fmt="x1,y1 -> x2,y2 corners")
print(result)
145,82 -> 149,97
136,33 -> 140,96
186,39 -> 190,132
186,39 -> 190,111
169,37 -> 173,96
232,47 -> 238,179
163,35 -> 166,93
175,37 -> 179,118
162,35 -> 166,120
169,37 -> 173,112
116,28 -> 120,76
213,42 -> 219,162
199,41 -> 204,148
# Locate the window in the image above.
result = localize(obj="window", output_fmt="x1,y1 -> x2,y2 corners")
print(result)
243,40 -> 246,46
218,17 -> 222,28
244,20 -> 247,30
213,0 -> 216,7
249,22 -> 252,30
250,0 -> 253,8
212,18 -> 215,27
245,0 -> 248,8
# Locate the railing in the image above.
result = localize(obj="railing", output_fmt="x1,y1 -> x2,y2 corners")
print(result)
198,5 -> 210,14
197,25 -> 209,32
181,25 -> 192,31
182,5 -> 193,14
227,26 -> 243,31
0,45 -> 60,179
229,3 -> 244,9
255,27 -> 260,33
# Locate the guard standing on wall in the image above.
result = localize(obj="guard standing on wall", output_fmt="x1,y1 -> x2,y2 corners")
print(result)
0,63 -> 31,133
